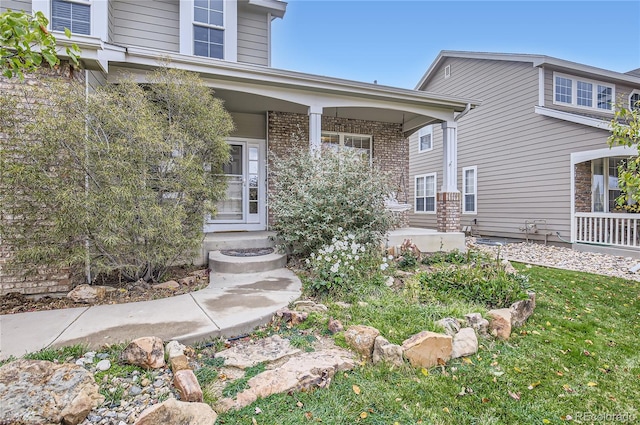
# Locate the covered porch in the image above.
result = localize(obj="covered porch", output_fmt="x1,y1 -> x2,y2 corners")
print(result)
571,145 -> 640,252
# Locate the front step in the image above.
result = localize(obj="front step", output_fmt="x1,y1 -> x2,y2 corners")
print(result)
203,231 -> 276,252
209,250 -> 287,274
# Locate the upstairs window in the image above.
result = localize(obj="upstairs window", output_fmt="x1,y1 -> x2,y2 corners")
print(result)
554,72 -> 614,112
194,0 -> 224,59
51,0 -> 90,35
418,126 -> 433,152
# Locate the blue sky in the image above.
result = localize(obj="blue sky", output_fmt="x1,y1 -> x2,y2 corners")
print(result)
271,0 -> 640,89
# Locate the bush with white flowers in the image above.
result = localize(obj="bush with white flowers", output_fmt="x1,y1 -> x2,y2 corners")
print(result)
306,228 -> 390,293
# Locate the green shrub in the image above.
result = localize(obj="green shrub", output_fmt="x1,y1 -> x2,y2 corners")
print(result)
269,147 -> 398,259
415,263 -> 529,308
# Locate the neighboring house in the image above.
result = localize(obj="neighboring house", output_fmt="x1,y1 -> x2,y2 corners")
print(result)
410,51 -> 640,255
0,1 -> 478,295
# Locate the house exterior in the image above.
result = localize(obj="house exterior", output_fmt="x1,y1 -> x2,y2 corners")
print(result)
409,51 -> 640,255
0,1 -> 478,295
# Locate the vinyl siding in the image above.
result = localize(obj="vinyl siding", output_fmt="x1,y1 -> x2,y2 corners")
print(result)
237,6 -> 269,66
412,57 -> 612,242
86,69 -> 106,93
110,0 -> 179,52
1,0 -> 31,13
107,0 -> 114,43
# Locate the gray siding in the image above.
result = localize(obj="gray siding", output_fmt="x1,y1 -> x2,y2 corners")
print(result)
86,69 -> 106,93
230,112 -> 266,139
412,57 -> 611,242
237,6 -> 269,66
108,0 -> 114,43
1,0 -> 31,13
110,0 -> 179,52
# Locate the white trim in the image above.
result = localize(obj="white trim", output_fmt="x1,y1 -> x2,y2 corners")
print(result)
629,89 -> 640,110
534,106 -> 612,130
462,166 -> 477,215
320,130 -> 373,164
180,0 -> 238,61
35,0 -> 106,40
179,0 -> 193,56
417,125 -> 433,153
552,71 -> 615,113
441,121 -> 459,193
414,173 -> 437,214
538,67 -> 545,107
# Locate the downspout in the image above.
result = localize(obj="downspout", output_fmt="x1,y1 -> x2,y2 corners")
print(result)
454,103 -> 471,122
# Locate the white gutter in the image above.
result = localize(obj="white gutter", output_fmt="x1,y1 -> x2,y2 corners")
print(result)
454,103 -> 471,122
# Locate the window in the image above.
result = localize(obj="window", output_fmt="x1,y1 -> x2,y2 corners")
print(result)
415,173 -> 436,213
321,132 -> 372,163
418,126 -> 432,152
51,0 -> 90,35
592,157 -> 629,212
554,72 -> 614,112
629,90 -> 640,111
194,0 -> 224,59
462,166 -> 477,214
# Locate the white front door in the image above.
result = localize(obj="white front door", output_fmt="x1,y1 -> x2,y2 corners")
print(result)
205,138 -> 266,232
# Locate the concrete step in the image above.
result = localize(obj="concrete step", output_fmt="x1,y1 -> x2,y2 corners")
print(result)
209,250 -> 287,274
195,231 -> 278,266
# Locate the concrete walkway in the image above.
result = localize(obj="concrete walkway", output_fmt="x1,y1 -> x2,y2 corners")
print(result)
0,268 -> 301,360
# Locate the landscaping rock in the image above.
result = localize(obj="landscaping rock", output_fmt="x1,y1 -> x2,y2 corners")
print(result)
501,259 -> 518,274
510,291 -> 536,327
276,308 -> 308,325
165,340 -> 187,359
188,269 -> 208,278
344,325 -> 380,359
152,280 -> 180,290
96,359 -> 111,371
435,317 -> 461,336
0,359 -> 103,425
173,369 -> 203,402
67,284 -> 111,303
372,336 -> 404,367
120,336 -> 166,369
216,335 -> 300,369
464,312 -> 489,335
170,354 -> 190,372
293,300 -> 328,313
450,328 -> 478,359
487,309 -> 512,339
402,331 -> 452,369
328,317 -> 344,334
134,398 -> 217,425
218,348 -> 355,411
178,276 -> 198,286
385,276 -> 395,287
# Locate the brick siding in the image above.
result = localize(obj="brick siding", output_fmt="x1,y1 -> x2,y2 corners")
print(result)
436,192 -> 461,232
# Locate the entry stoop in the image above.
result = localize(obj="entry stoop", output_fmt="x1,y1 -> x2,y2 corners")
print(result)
209,250 -> 287,274
195,231 -> 277,266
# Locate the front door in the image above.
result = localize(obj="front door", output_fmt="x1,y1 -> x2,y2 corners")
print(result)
205,139 -> 266,232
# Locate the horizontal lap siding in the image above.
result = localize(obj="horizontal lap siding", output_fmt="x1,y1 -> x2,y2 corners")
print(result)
237,8 -> 268,66
1,0 -> 31,13
111,0 -> 179,52
413,57 -> 611,241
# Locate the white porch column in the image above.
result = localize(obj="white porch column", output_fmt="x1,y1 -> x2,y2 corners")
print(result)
308,106 -> 322,154
441,121 -> 459,193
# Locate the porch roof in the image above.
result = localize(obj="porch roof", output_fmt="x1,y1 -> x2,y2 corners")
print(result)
68,39 -> 480,135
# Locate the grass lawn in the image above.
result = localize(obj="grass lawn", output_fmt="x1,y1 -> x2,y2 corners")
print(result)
217,264 -> 640,424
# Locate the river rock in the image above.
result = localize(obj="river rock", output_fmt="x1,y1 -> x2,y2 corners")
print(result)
0,359 -> 104,425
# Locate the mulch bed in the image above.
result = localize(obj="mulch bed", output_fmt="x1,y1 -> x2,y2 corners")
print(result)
0,265 -> 209,315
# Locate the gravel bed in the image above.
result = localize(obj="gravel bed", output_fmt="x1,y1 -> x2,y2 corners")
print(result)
468,237 -> 640,282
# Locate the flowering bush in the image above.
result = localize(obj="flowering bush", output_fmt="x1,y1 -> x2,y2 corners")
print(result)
270,147 -> 398,258
305,228 -> 391,294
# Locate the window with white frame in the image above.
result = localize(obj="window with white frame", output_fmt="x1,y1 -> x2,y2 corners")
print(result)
462,166 -> 477,214
553,72 -> 614,112
51,0 -> 90,35
418,126 -> 433,152
321,132 -> 372,163
194,0 -> 224,59
630,90 -> 640,111
592,157 -> 630,212
415,173 -> 436,213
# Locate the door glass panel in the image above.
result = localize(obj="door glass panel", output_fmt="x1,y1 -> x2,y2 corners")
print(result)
216,144 -> 243,221
248,147 -> 259,217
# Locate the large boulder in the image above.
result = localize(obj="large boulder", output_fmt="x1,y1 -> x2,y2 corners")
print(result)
134,398 -> 217,425
450,328 -> 478,359
120,336 -> 166,369
0,359 -> 104,425
344,325 -> 380,360
402,331 -> 452,369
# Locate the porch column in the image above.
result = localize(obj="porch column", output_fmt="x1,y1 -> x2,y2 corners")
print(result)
309,106 -> 322,154
437,121 -> 461,232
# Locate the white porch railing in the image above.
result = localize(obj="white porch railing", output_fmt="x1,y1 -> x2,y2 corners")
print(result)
574,212 -> 640,247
